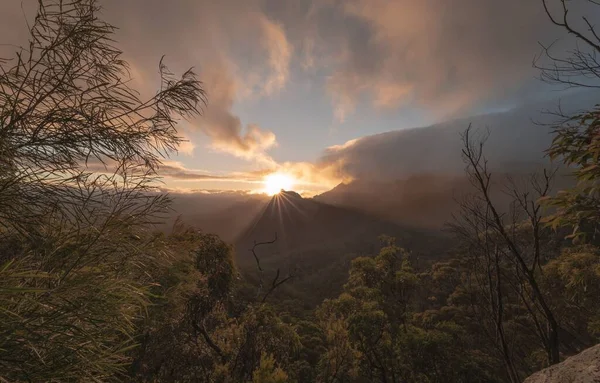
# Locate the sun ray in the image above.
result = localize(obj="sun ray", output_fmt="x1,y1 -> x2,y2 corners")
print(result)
278,191 -> 309,218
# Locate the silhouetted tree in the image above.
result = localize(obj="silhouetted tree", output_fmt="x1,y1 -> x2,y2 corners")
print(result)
456,126 -> 561,365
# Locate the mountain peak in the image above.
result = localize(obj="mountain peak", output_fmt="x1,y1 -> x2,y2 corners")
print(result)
277,190 -> 302,199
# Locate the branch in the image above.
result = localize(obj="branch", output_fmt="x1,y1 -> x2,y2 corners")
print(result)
542,0 -> 600,52
192,320 -> 226,363
249,232 -> 277,273
261,267 -> 294,303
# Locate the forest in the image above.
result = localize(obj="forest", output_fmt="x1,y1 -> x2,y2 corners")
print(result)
1,1 -> 599,382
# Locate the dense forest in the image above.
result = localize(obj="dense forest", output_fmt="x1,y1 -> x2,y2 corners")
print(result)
1,1 -> 600,382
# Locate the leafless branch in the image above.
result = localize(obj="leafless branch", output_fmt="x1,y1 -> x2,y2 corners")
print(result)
456,125 -> 561,365
249,232 -> 277,273
261,267 -> 294,303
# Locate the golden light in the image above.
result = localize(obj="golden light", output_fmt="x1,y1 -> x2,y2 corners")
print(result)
263,173 -> 295,196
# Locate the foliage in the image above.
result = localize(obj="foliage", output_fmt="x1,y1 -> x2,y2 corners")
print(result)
544,108 -> 600,241
0,0 -> 204,380
251,353 -> 289,383
129,228 -> 300,382
542,245 -> 600,343
537,0 -> 600,242
315,238 -> 498,383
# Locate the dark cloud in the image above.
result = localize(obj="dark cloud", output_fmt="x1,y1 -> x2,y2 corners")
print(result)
2,0 -> 595,123
260,0 -> 597,120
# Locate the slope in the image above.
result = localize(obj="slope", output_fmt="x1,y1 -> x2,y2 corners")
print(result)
234,190 -> 448,306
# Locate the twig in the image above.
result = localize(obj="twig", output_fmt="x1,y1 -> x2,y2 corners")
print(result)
261,268 -> 294,303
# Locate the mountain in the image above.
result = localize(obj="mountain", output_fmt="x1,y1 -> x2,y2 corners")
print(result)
311,93 -> 599,229
234,190 -> 449,306
315,174 -> 473,229
163,191 -> 270,242
315,168 -> 576,231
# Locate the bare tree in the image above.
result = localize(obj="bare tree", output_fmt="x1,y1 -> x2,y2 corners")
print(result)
453,126 -> 561,366
451,198 -> 521,382
536,0 -> 600,89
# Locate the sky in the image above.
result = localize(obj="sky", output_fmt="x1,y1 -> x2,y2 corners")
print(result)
1,0 -> 596,195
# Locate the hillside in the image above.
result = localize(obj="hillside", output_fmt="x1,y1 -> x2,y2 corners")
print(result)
162,192 -> 270,241
315,168 -> 577,230
315,174 -> 472,229
234,190 -> 449,306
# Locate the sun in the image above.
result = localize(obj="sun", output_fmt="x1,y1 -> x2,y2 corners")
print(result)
263,173 -> 295,196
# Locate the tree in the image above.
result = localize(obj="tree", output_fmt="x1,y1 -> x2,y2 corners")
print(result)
252,353 -> 289,383
0,0 -> 205,380
129,227 -> 301,382
536,0 -> 600,241
544,109 -> 600,241
449,205 -> 521,381
455,126 -> 562,366
316,238 -> 495,383
542,245 -> 600,348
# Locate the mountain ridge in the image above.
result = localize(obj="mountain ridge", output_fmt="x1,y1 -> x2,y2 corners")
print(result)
233,190 -> 449,305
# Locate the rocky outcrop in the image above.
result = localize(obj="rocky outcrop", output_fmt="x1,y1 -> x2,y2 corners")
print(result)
524,344 -> 600,383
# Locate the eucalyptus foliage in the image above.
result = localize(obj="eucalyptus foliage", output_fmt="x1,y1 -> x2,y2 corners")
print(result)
0,0 -> 204,380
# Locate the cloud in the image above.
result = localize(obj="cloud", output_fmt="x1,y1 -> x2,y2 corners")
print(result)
98,0 -> 289,163
1,0 -> 590,129
200,63 -> 278,164
85,158 -> 264,185
258,16 -> 293,96
157,162 -> 229,181
0,0 -> 291,164
317,91 -> 600,182
3,0 -> 596,195
177,140 -> 196,156
243,160 -> 346,194
284,0 -> 575,121
176,129 -> 196,156
161,159 -> 344,196
157,161 -> 272,185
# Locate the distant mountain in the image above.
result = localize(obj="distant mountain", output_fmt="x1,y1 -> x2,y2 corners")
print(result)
315,168 -> 576,231
163,191 -> 270,242
315,174 -> 473,229
234,190 -> 448,305
313,92 -> 599,229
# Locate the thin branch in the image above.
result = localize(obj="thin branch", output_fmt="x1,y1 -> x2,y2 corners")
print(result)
261,268 -> 294,303
249,232 -> 277,273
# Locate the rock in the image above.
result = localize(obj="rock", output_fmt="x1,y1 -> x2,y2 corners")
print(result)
524,344 -> 600,383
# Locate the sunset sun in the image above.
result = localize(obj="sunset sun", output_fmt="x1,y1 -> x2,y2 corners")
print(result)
263,173 -> 295,195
